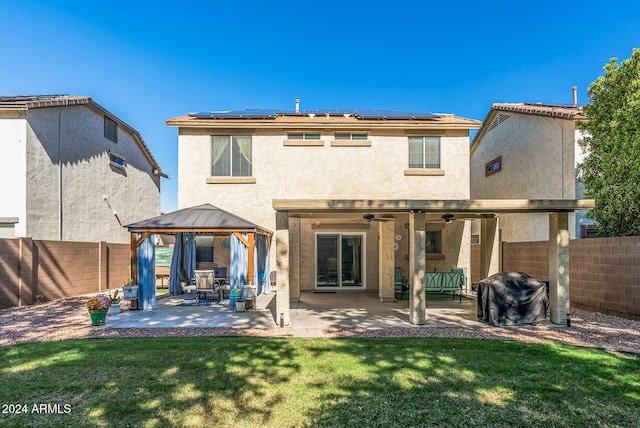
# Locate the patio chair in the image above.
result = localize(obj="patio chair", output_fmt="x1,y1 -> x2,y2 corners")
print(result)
194,270 -> 217,302
179,269 -> 196,294
394,267 -> 409,300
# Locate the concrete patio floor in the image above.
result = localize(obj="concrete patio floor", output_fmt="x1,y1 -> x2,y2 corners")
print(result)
108,291 -> 484,331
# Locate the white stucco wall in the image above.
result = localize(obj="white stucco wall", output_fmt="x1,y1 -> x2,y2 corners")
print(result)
25,105 -> 160,243
471,113 -> 577,241
0,110 -> 28,237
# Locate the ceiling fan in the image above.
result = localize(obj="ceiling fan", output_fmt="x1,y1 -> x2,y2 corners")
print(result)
363,213 -> 393,222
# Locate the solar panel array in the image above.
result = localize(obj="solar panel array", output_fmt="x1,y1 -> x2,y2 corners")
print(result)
189,108 -> 440,119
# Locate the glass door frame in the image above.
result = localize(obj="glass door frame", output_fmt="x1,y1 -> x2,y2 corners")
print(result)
314,232 -> 366,289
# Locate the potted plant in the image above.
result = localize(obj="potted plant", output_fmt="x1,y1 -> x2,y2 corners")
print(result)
122,278 -> 139,300
86,295 -> 111,326
108,290 -> 122,315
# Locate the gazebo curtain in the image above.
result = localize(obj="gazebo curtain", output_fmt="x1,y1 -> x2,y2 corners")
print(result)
256,234 -> 270,294
230,233 -> 248,289
168,232 -> 196,295
137,232 -> 156,310
169,234 -> 183,295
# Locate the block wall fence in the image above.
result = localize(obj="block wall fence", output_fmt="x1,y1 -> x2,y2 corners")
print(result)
502,236 -> 640,320
0,238 -> 129,309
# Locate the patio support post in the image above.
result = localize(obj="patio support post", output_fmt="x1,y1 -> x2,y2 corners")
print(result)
130,233 -> 137,284
248,232 -> 255,284
480,216 -> 500,279
289,217 -> 301,300
549,212 -> 570,325
378,219 -> 395,301
275,211 -> 290,326
409,212 -> 426,324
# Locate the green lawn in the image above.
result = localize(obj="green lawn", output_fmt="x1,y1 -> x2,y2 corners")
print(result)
1,338 -> 638,427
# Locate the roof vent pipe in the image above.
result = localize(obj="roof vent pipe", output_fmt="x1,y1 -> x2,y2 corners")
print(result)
295,99 -> 300,113
572,86 -> 578,106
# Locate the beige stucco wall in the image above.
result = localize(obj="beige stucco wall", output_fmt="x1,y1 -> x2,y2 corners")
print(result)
178,128 -> 472,289
179,129 -> 470,234
24,106 -> 160,243
0,110 -> 28,237
471,112 -> 577,241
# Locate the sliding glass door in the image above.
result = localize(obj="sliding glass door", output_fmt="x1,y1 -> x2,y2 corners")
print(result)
316,233 -> 364,288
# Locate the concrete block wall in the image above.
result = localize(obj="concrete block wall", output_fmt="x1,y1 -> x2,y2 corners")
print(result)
0,238 -> 129,309
502,241 -> 548,279
502,237 -> 640,320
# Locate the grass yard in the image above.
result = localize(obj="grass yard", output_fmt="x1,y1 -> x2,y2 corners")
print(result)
1,337 -> 639,427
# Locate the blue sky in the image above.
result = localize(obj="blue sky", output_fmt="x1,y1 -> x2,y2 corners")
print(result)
2,0 -> 639,213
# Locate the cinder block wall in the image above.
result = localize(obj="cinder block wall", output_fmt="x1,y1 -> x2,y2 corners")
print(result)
502,237 -> 640,320
0,238 -> 129,309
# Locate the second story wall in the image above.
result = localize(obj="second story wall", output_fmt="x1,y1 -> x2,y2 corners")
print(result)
0,110 -> 28,237
471,112 -> 576,200
178,127 -> 472,232
26,105 -> 161,243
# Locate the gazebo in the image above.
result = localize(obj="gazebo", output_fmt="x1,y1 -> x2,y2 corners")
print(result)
125,204 -> 272,310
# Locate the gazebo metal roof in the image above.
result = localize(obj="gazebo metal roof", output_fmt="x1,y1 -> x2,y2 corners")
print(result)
125,203 -> 272,236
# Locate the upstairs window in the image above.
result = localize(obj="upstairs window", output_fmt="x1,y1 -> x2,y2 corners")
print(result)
288,132 -> 321,140
109,151 -> 126,169
408,136 -> 440,169
485,156 -> 502,176
211,136 -> 252,177
335,132 -> 368,140
104,116 -> 118,143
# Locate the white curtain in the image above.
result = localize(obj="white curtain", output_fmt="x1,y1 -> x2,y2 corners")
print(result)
211,136 -> 230,176
233,136 -> 252,176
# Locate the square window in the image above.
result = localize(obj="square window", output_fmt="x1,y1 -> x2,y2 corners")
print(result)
212,135 -> 252,177
408,136 -> 440,169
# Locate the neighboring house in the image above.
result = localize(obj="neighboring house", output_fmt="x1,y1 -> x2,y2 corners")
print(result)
470,102 -> 589,242
0,94 -> 165,243
167,107 -> 481,295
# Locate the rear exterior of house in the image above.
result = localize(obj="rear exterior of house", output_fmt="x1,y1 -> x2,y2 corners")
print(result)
470,102 -> 588,242
167,107 -> 480,296
0,95 -> 164,243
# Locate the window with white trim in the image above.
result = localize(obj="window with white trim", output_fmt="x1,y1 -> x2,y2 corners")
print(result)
109,151 -> 126,169
211,135 -> 252,177
287,132 -> 321,140
335,132 -> 368,140
104,116 -> 118,143
408,136 -> 440,169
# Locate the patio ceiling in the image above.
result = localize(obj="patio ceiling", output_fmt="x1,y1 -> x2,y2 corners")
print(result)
272,199 -> 595,216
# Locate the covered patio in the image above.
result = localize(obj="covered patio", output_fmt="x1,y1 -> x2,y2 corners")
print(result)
125,204 -> 272,311
273,199 -> 595,327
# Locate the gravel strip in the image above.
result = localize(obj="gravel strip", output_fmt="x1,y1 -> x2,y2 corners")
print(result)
1,296 -> 639,354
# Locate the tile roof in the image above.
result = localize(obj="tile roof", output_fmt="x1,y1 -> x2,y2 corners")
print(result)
471,102 -> 587,149
491,103 -> 586,120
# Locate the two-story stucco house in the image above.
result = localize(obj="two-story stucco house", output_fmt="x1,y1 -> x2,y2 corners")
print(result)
167,106 -> 480,296
470,101 -> 589,243
0,95 -> 165,242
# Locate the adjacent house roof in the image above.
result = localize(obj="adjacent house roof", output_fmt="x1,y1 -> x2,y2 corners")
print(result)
471,102 -> 587,150
125,203 -> 272,236
166,108 -> 481,130
0,94 -> 166,177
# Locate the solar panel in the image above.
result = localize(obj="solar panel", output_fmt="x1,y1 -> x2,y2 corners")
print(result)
189,109 -> 282,118
354,109 -> 440,119
187,108 -> 440,120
